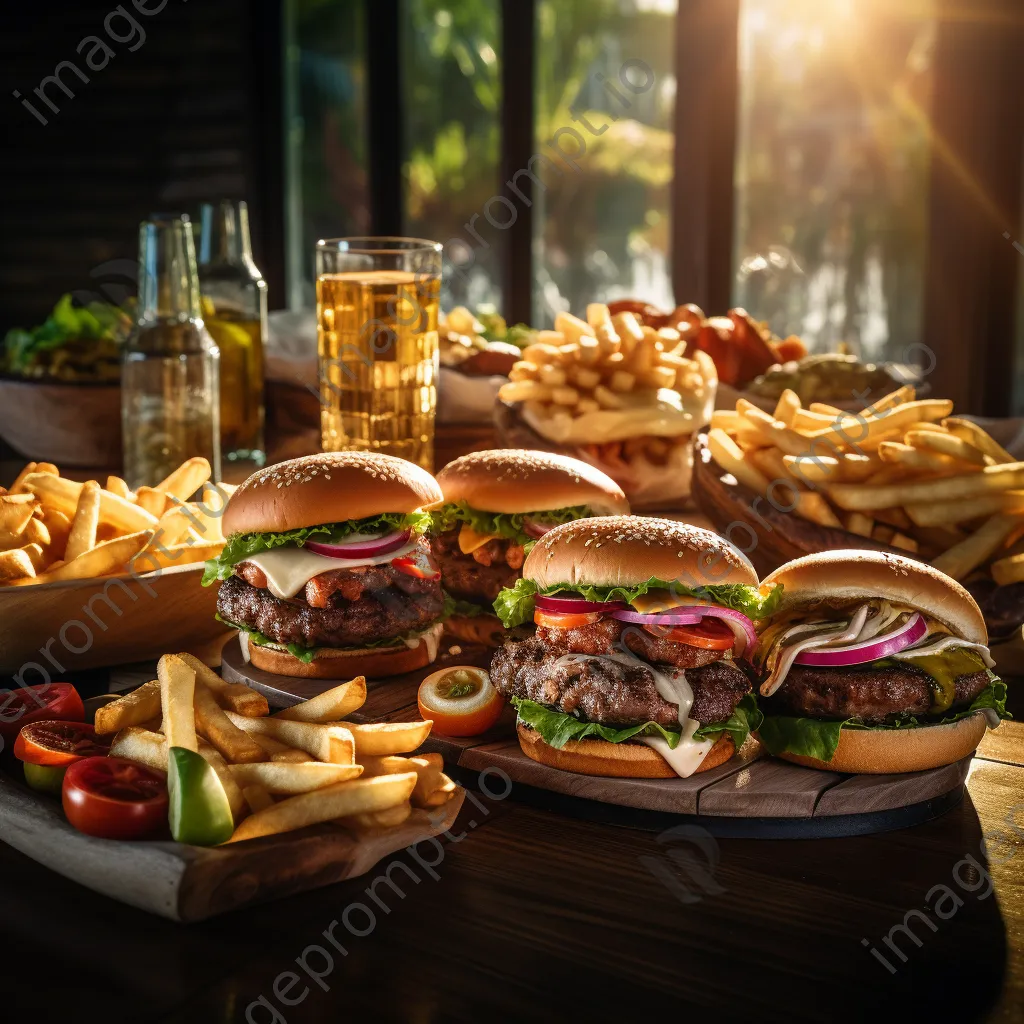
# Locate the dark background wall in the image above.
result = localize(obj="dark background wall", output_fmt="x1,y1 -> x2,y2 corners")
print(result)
0,0 -> 284,332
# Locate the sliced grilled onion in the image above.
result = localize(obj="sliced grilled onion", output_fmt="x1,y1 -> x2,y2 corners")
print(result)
523,519 -> 554,539
534,594 -> 626,614
305,529 -> 411,559
795,612 -> 927,667
610,606 -> 757,656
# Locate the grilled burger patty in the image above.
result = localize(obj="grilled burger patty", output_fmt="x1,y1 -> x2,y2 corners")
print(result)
490,637 -> 750,727
217,569 -> 444,648
431,528 -> 522,604
767,663 -> 991,724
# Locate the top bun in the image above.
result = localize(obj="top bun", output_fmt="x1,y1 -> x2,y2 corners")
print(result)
223,453 -> 443,535
761,550 -> 987,645
436,449 -> 629,516
523,516 -> 758,591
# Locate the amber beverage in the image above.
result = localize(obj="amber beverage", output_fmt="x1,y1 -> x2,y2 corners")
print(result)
316,238 -> 442,470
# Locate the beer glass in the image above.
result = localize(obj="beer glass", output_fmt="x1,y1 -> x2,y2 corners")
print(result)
316,237 -> 442,470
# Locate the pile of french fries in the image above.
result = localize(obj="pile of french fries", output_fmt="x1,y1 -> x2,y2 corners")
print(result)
708,384 -> 1024,584
498,303 -> 717,468
98,653 -> 457,844
0,458 -> 231,586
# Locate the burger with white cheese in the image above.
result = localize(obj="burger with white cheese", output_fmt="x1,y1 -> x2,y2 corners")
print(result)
489,517 -> 781,778
753,551 -> 1009,773
203,452 -> 445,678
432,450 -> 629,645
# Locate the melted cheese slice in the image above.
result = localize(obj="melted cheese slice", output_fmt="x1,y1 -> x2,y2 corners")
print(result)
458,525 -> 501,554
241,539 -> 418,600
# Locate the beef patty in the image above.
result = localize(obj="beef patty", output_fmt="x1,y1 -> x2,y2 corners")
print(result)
217,572 -> 444,649
490,637 -> 750,727
431,528 -> 521,604
767,663 -> 991,724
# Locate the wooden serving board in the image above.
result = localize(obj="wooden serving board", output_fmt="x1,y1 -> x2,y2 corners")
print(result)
221,638 -> 975,837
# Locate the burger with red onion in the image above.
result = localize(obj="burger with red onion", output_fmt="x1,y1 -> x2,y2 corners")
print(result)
202,452 -> 445,678
431,450 -> 629,645
753,551 -> 1009,773
489,517 -> 781,778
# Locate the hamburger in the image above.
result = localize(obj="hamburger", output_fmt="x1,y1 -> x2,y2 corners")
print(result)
432,450 -> 629,645
753,551 -> 1009,773
489,516 -> 781,778
202,452 -> 445,679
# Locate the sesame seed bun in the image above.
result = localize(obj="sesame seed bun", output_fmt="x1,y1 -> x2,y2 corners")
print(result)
436,449 -> 629,516
762,714 -> 989,774
761,550 -> 988,645
244,623 -> 442,679
522,516 -> 758,592
223,453 -> 443,535
517,723 -> 735,778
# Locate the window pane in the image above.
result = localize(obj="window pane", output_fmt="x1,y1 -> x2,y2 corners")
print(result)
286,0 -> 369,308
401,0 -> 503,312
534,0 -> 677,326
733,0 -> 935,361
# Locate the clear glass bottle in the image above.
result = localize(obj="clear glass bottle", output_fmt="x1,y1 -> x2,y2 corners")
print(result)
121,215 -> 222,489
198,200 -> 267,467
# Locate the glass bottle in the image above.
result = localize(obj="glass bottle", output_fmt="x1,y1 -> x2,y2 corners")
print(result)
121,215 -> 222,489
198,200 -> 267,467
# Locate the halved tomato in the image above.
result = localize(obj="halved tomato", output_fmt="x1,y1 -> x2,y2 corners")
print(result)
62,756 -> 169,840
534,609 -> 602,629
15,720 -> 110,766
391,553 -> 441,580
0,683 -> 83,746
649,619 -> 736,651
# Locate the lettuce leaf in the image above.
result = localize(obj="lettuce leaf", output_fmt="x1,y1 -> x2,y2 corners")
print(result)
757,677 -> 1010,762
431,502 -> 593,548
202,511 -> 433,585
494,575 -> 784,628
446,596 -> 490,618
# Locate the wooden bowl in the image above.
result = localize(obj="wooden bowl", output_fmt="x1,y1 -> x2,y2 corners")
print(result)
690,431 -> 911,579
0,377 -> 122,467
0,562 -> 230,676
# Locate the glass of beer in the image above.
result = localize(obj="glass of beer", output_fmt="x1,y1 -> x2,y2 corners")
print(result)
316,237 -> 442,470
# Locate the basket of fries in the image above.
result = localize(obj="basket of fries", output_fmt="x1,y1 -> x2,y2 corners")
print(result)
0,458 -> 235,674
495,304 -> 717,509
693,383 -> 1024,642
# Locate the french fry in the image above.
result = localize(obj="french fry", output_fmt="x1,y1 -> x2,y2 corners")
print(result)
877,442 -> 965,475
132,539 -> 224,573
242,784 -> 275,814
224,711 -> 355,764
873,524 -> 895,544
553,311 -> 595,346
177,653 -> 269,716
273,677 -> 367,723
158,654 -> 197,752
0,548 -> 36,582
872,507 -> 914,531
30,530 -> 153,583
94,679 -> 161,735
707,428 -> 770,495
65,480 -> 101,562
105,475 -> 134,500
904,491 -> 1024,527
21,516 -> 50,552
808,402 -> 843,416
773,389 -> 801,427
193,681 -> 265,763
943,418 -> 1016,464
153,505 -> 195,547
891,532 -> 919,553
359,752 -> 444,807
345,802 -> 413,830
227,773 -> 418,843
864,384 -> 916,415
135,486 -> 168,518
796,491 -> 843,528
845,512 -> 874,538
155,457 -> 211,502
930,514 -> 1021,581
737,401 -> 816,457
992,552 -> 1024,586
39,508 -> 70,557
828,463 -> 1024,511
498,379 -> 551,404
346,720 -> 433,757
9,463 -> 39,494
905,430 -> 988,468
229,761 -> 363,795
110,726 -> 167,772
22,473 -> 157,533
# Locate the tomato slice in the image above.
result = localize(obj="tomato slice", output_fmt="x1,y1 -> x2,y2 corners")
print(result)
391,553 -> 441,580
62,756 -> 169,840
534,609 -> 602,629
15,720 -> 110,766
418,667 -> 504,737
0,683 -> 83,745
650,619 -> 736,651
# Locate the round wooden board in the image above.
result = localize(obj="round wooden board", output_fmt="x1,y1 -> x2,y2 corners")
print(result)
219,637 -> 973,838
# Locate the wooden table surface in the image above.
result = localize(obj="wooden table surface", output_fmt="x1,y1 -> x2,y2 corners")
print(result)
0,676 -> 1021,1024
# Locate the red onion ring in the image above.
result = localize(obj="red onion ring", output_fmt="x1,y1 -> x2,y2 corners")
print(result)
795,612 -> 927,667
305,529 -> 411,560
534,594 -> 626,614
523,519 -> 554,539
609,606 -> 758,656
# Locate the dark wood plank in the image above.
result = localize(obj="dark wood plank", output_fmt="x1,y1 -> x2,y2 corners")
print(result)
697,758 -> 843,817
814,757 -> 971,817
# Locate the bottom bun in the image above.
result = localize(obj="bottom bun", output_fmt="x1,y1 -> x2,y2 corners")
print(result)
245,623 -> 442,680
445,613 -> 507,648
516,723 -> 735,779
762,712 -> 990,774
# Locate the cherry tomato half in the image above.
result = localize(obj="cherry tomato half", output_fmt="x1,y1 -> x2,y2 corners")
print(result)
534,609 -> 602,630
15,720 -> 110,766
62,756 -> 169,841
391,553 -> 441,580
0,683 -> 83,747
650,619 -> 736,651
